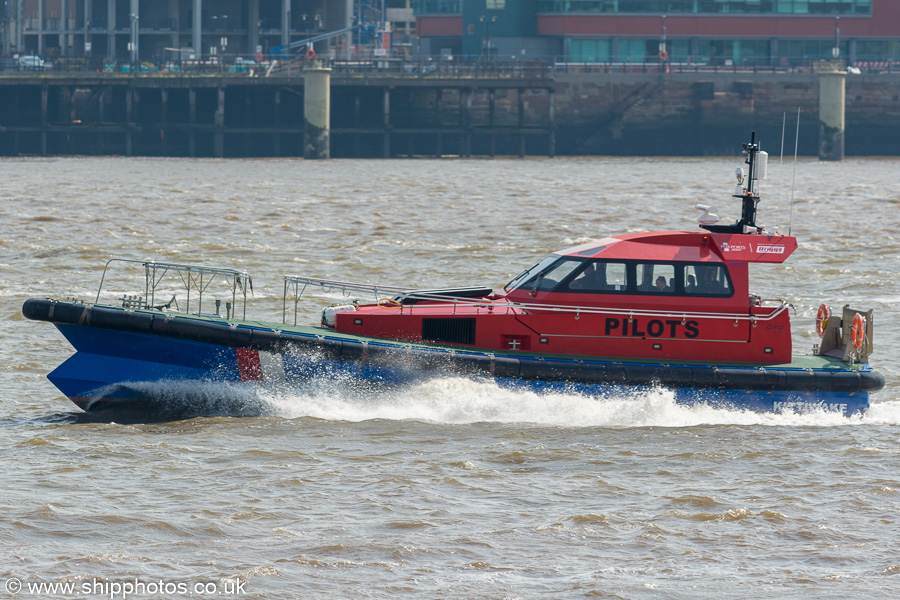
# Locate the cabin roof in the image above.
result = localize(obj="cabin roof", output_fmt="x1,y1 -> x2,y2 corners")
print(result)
559,230 -> 797,264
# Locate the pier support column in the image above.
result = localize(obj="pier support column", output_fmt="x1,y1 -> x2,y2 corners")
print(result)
818,70 -> 846,161
41,84 -> 48,156
489,89 -> 496,157
63,87 -> 73,153
518,88 -> 526,158
98,88 -> 106,152
463,87 -> 473,157
161,89 -> 168,156
126,87 -> 133,156
189,88 -> 197,157
382,87 -> 391,158
274,88 -> 281,157
353,93 -> 362,157
548,87 -> 556,158
66,86 -> 75,124
214,86 -> 225,158
303,66 -> 331,159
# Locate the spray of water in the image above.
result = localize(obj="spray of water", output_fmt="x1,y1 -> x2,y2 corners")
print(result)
60,373 -> 899,427
221,376 -> 900,428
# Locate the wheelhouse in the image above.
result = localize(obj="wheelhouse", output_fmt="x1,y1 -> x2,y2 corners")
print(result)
500,229 -> 786,309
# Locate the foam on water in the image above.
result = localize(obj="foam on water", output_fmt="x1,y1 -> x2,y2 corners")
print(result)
244,375 -> 900,428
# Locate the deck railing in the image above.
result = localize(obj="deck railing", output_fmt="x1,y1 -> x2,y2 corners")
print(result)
96,259 -> 252,320
282,275 -> 790,327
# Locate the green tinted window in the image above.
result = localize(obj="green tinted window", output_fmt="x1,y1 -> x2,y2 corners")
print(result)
535,0 -> 869,14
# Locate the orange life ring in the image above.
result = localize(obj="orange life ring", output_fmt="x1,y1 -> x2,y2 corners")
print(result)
815,303 -> 831,337
377,297 -> 402,310
658,49 -> 669,61
850,312 -> 866,351
255,52 -> 264,62
306,48 -> 315,60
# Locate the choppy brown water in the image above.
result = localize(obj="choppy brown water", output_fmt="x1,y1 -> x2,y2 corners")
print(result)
2,154 -> 900,599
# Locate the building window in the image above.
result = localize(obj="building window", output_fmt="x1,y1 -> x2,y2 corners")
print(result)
856,39 -> 900,61
536,0 -> 871,14
486,0 -> 507,9
411,1 -> 462,14
780,39 -> 851,63
620,39 -> 648,63
571,38 -> 612,62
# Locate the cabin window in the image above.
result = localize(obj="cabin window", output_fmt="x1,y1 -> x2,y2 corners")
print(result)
505,254 -> 560,291
564,260 -> 628,292
636,262 -> 676,293
685,263 -> 731,296
508,257 -> 733,297
523,259 -> 584,293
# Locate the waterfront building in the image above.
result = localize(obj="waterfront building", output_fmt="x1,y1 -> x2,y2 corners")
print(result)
413,0 -> 900,67
0,1 -> 415,64
3,1 -> 896,68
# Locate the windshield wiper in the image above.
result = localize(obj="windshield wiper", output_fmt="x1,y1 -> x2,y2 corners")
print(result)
530,273 -> 543,297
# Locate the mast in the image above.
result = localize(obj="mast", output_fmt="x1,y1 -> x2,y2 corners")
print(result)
701,131 -> 766,235
738,131 -> 760,231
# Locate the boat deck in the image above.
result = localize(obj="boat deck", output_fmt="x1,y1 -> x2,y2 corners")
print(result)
198,310 -> 861,373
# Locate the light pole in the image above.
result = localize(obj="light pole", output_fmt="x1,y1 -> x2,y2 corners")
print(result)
480,14 -> 496,60
212,14 -> 228,64
302,14 -> 309,57
659,14 -> 667,62
833,16 -> 840,60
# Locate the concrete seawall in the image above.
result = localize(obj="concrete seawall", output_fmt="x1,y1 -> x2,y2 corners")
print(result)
550,71 -> 900,156
1,72 -> 898,157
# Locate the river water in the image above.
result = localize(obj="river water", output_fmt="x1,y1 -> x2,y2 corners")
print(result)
2,153 -> 899,599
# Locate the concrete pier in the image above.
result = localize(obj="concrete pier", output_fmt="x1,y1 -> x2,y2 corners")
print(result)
818,70 -> 847,161
303,67 -> 331,160
3,71 -> 900,158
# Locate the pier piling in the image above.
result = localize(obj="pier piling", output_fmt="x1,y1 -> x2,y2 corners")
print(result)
818,69 -> 846,161
303,66 -> 331,160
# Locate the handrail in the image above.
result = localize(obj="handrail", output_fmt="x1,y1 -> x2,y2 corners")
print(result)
96,259 -> 252,319
282,275 -> 789,325
282,275 -> 414,325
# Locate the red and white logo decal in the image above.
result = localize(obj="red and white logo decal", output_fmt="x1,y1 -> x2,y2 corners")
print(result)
720,242 -> 747,252
236,348 -> 286,382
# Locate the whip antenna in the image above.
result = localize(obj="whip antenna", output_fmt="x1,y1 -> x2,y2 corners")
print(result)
778,112 -> 786,225
788,108 -> 800,236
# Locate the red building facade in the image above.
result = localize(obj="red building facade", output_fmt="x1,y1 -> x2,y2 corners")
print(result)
414,0 -> 900,67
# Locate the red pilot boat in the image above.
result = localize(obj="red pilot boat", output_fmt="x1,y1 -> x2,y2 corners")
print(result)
23,133 -> 884,417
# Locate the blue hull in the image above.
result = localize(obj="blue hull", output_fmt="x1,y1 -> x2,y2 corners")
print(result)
47,320 -> 871,417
